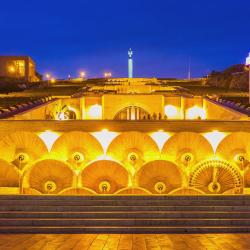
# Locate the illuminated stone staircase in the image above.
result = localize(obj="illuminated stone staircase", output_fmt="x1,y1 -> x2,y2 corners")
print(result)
0,195 -> 250,233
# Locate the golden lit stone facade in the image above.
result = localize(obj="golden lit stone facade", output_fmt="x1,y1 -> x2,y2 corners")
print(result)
0,56 -> 39,82
0,79 -> 249,196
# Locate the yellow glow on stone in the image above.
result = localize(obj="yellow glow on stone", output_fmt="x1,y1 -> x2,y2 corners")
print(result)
92,129 -> 119,154
202,131 -> 228,153
164,105 -> 180,119
38,131 -> 61,152
88,104 -> 102,119
186,106 -> 206,120
149,131 -> 172,151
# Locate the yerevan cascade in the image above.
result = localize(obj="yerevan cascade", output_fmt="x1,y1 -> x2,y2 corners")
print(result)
0,49 -> 249,237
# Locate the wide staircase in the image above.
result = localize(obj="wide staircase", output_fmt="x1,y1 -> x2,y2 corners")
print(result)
0,195 -> 250,233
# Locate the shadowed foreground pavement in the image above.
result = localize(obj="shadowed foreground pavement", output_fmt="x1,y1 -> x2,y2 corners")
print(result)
0,234 -> 249,250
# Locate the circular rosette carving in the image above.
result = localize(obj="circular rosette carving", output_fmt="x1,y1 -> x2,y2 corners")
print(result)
0,131 -> 48,167
135,160 -> 183,194
0,159 -> 20,187
81,160 -> 129,194
107,132 -> 159,172
162,132 -> 213,167
216,132 -> 250,169
51,131 -> 104,169
189,159 -> 242,194
26,159 -> 74,194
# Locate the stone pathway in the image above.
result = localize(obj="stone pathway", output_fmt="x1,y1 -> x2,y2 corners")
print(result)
0,234 -> 249,250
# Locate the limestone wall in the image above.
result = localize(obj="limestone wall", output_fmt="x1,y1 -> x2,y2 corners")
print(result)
204,99 -> 248,120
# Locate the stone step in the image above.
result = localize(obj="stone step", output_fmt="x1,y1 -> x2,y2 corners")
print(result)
0,205 -> 249,212
0,195 -> 250,201
0,226 -> 250,234
1,211 -> 250,219
1,218 -> 250,227
0,199 -> 249,206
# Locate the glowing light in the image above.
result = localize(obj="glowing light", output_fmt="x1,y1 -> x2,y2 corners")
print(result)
80,71 -> 86,78
104,72 -> 112,78
150,131 -> 172,151
8,66 -> 15,73
58,112 -> 66,120
50,78 -> 56,83
203,131 -> 228,153
186,106 -> 206,120
164,105 -> 180,119
38,131 -> 61,151
88,104 -> 102,119
246,52 -> 250,66
92,129 -> 119,154
45,73 -> 51,79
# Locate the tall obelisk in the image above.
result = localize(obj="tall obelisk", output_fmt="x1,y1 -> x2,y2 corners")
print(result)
128,48 -> 133,78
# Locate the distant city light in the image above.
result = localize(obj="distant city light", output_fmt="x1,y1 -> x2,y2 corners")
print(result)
80,71 -> 86,78
246,52 -> 250,66
50,78 -> 56,83
104,72 -> 112,78
246,52 -> 250,104
45,73 -> 51,80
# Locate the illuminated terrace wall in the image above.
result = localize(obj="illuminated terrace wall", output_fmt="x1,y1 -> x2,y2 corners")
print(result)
5,95 -> 249,121
0,120 -> 249,195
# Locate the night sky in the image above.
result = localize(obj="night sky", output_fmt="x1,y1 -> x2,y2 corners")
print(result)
0,0 -> 250,79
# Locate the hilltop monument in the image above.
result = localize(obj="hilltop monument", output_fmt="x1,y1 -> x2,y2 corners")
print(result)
128,48 -> 133,78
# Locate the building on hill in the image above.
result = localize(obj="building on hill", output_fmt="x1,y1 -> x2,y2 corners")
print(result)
0,56 -> 40,82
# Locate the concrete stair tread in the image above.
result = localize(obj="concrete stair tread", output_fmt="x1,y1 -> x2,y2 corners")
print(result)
1,226 -> 250,234
2,225 -> 250,228
1,195 -> 250,233
1,218 -> 250,221
2,211 -> 250,214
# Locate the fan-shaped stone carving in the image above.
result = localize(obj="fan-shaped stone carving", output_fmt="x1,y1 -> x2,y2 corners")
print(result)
216,132 -> 250,169
0,159 -> 19,187
107,132 -> 160,172
81,160 -> 129,194
115,187 -> 151,195
51,131 -> 104,168
190,159 -> 242,194
0,131 -> 48,166
162,132 -> 214,166
135,160 -> 183,194
59,187 -> 97,195
27,159 -> 74,194
169,187 -> 204,195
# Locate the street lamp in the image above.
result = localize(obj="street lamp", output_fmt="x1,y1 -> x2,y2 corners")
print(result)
246,52 -> 250,103
45,73 -> 51,80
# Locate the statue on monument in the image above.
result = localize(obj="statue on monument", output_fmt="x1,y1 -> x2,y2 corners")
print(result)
128,48 -> 133,78
128,48 -> 133,59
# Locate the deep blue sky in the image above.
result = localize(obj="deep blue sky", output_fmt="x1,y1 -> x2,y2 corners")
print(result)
0,0 -> 250,79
